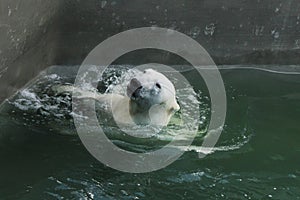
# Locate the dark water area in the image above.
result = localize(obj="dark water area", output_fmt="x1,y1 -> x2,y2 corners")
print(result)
0,65 -> 299,199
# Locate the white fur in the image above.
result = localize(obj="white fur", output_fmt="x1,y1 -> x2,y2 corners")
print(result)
54,69 -> 180,126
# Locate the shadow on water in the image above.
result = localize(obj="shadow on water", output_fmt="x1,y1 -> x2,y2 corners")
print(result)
0,65 -> 299,199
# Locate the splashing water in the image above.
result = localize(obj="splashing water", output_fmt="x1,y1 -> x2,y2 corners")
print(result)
0,65 -> 274,200
0,65 -> 251,152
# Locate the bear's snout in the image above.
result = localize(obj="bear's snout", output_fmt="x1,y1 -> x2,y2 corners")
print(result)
127,77 -> 163,100
127,78 -> 142,99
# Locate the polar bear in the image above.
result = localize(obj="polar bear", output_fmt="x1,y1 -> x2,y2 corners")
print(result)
54,69 -> 180,126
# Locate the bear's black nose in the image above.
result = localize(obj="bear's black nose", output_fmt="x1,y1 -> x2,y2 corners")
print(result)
131,86 -> 143,99
127,78 -> 142,99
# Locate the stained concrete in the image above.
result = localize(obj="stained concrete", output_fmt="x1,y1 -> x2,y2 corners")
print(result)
0,0 -> 63,102
0,0 -> 300,102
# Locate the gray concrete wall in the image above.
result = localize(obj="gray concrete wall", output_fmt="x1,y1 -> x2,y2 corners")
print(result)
55,0 -> 300,65
0,0 -> 63,102
1,0 -> 300,102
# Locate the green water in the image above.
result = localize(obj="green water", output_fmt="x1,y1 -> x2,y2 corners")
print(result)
0,66 -> 299,199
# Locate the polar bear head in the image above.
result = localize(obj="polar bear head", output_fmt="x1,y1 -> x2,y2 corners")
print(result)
126,69 -> 180,125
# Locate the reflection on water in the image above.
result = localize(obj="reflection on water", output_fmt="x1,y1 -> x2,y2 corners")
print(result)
0,65 -> 299,199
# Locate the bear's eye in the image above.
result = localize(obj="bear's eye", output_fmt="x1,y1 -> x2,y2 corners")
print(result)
155,83 -> 161,89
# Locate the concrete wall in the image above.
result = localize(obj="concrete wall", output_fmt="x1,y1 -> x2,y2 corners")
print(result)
0,0 -> 300,102
0,0 -> 63,102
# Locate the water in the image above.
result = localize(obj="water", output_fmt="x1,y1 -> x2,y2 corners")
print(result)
0,65 -> 299,199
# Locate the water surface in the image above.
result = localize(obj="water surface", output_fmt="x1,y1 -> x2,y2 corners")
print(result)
0,65 -> 299,199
